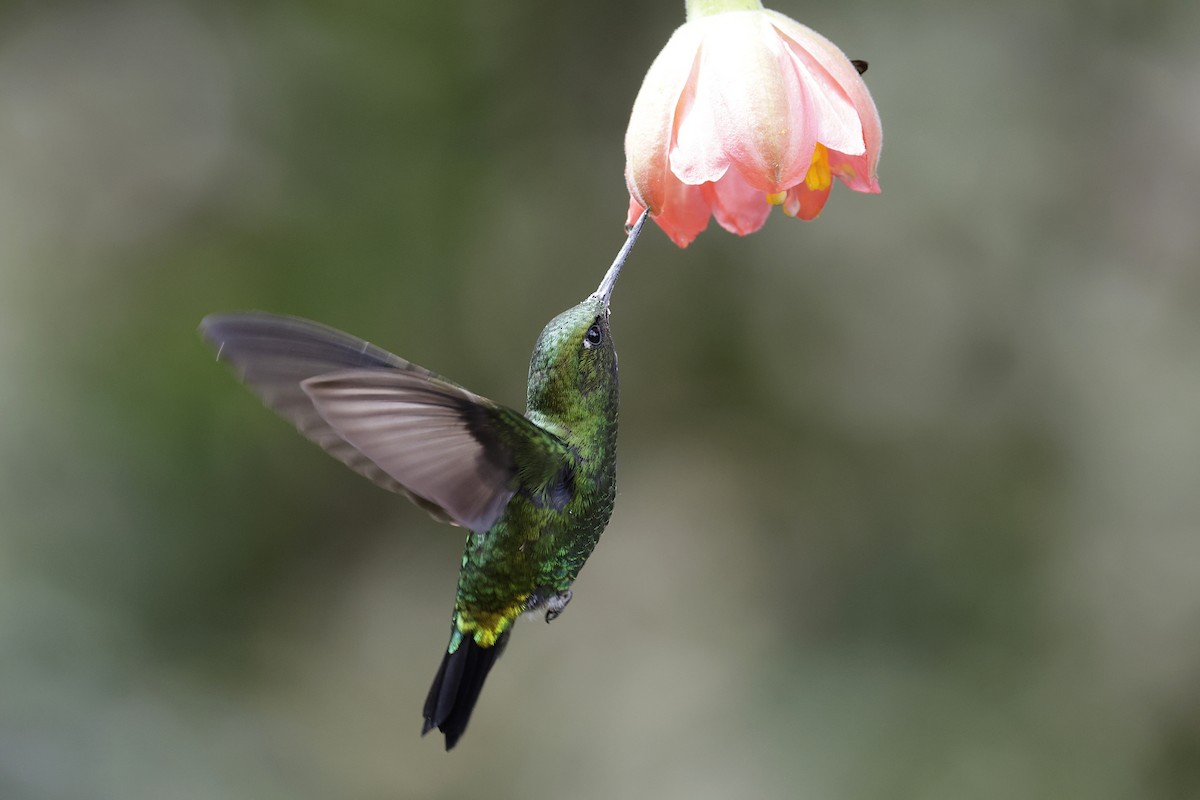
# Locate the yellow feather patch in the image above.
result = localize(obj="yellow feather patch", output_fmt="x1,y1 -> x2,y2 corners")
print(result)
456,600 -> 529,647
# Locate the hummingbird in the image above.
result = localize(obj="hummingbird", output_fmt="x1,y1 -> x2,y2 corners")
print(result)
199,210 -> 649,750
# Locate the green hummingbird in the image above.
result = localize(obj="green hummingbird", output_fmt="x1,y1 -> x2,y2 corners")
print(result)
199,211 -> 648,750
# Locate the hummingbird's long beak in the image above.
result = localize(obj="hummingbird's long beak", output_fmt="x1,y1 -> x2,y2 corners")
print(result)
593,208 -> 650,307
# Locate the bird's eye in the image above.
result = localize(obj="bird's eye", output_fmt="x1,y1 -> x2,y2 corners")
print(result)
584,323 -> 603,347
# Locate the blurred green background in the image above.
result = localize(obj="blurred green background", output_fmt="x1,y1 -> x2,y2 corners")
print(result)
2,0 -> 1199,797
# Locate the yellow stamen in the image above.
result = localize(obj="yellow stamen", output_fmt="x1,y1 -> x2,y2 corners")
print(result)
804,143 -> 832,192
766,191 -> 787,206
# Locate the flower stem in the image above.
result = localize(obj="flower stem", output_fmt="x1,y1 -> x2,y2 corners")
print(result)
685,0 -> 763,20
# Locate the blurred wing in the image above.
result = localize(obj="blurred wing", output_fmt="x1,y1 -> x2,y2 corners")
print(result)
199,313 -> 569,531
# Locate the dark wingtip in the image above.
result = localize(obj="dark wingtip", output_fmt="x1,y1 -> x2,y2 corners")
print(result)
422,631 -> 509,751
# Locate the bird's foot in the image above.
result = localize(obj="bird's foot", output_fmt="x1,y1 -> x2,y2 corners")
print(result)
544,590 -> 572,623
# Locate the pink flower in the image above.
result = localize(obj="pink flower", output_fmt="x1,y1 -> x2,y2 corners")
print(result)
624,0 -> 882,247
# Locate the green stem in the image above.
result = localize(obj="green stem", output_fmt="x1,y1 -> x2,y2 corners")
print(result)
685,0 -> 764,20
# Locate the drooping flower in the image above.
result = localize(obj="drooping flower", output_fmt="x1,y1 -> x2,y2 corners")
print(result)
624,0 -> 882,247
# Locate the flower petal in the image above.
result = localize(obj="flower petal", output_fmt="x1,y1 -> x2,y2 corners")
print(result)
828,150 -> 880,194
630,178 -> 712,248
694,13 -> 815,193
703,168 -> 771,235
783,183 -> 831,220
625,197 -> 646,229
625,24 -> 706,213
765,10 -> 881,180
670,37 -> 731,186
777,33 -> 864,157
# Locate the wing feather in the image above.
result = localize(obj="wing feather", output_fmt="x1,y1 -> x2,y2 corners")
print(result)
199,312 -> 569,531
302,370 -> 521,532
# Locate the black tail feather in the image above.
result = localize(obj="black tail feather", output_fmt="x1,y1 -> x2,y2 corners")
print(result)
422,631 -> 509,750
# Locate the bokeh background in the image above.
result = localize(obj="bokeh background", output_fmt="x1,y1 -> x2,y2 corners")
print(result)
2,0 -> 1199,797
